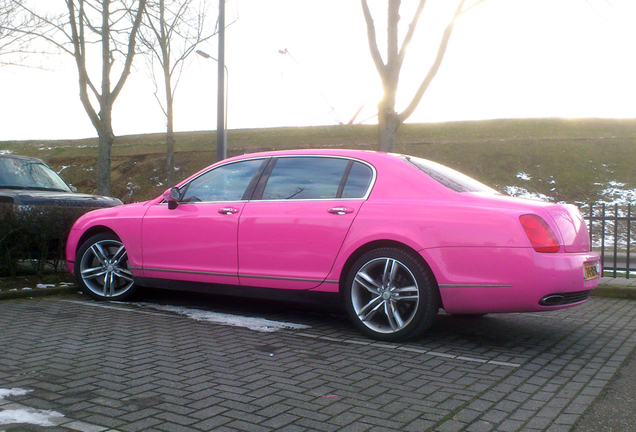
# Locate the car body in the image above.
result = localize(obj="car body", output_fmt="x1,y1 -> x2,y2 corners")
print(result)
66,149 -> 600,341
0,154 -> 122,208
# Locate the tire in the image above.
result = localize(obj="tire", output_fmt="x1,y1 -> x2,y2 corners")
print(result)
344,247 -> 439,342
75,232 -> 137,301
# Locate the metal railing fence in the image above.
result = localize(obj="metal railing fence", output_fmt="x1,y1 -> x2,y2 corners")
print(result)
584,203 -> 635,279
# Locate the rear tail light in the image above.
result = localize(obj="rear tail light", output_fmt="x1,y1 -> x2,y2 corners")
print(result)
519,214 -> 560,253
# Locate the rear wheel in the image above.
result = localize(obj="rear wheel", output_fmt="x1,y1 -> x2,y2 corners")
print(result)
75,232 -> 137,301
344,248 -> 438,341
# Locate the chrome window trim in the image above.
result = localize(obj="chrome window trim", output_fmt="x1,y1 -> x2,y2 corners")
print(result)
161,154 -> 377,205
169,157 -> 270,204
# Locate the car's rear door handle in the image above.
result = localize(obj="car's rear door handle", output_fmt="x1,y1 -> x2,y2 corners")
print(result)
218,207 -> 239,215
328,207 -> 354,215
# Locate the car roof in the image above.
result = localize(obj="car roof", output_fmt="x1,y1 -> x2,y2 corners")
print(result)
221,149 -> 402,167
0,154 -> 47,164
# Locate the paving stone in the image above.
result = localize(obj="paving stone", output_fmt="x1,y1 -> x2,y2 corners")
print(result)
1,294 -> 636,431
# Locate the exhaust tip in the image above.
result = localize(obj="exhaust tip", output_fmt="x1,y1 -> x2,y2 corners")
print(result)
540,295 -> 566,306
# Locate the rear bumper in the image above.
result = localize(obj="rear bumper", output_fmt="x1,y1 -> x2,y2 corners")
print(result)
422,246 -> 600,315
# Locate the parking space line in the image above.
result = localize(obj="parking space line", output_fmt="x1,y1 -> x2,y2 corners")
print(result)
63,300 -> 521,368
296,332 -> 522,368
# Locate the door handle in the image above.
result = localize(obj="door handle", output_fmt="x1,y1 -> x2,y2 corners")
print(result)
218,207 -> 239,215
328,207 -> 354,215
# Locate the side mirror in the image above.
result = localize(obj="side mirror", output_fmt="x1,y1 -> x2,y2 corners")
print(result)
163,187 -> 180,210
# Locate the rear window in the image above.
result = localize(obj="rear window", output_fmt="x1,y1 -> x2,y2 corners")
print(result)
398,155 -> 498,194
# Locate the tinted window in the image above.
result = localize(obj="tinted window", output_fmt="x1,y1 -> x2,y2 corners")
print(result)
261,157 -> 350,200
399,155 -> 497,194
180,159 -> 263,202
342,161 -> 373,198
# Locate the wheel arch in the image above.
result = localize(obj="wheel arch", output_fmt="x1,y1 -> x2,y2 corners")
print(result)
338,240 -> 442,306
74,226 -> 120,258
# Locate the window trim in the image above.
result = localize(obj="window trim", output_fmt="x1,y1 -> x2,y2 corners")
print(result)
174,157 -> 271,204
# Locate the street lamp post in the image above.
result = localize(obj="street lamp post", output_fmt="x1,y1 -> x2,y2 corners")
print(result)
196,49 -> 228,161
217,0 -> 226,161
196,0 -> 226,162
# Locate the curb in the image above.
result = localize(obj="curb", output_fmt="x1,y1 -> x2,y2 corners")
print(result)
591,285 -> 636,301
0,285 -> 79,301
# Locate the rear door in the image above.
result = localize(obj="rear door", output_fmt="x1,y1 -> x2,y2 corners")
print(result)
238,156 -> 374,289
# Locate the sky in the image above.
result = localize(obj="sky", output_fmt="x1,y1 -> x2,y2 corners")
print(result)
0,0 -> 634,141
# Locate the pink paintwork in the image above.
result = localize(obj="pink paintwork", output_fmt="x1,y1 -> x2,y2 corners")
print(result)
66,149 -> 600,331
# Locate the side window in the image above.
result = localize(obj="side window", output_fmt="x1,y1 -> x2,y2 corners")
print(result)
342,162 -> 373,198
180,159 -> 263,203
261,157 -> 349,200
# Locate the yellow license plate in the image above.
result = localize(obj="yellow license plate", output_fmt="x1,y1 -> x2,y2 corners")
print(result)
584,262 -> 600,281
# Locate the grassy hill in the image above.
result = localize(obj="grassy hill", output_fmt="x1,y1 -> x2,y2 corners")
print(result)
1,117 -> 635,205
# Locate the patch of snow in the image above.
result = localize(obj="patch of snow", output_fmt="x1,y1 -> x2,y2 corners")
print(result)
0,389 -> 30,400
504,186 -> 553,202
598,181 -> 636,206
138,303 -> 311,332
0,388 -> 64,426
516,172 -> 532,181
0,408 -> 64,426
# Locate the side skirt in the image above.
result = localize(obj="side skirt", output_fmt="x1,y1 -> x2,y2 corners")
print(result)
134,277 -> 343,308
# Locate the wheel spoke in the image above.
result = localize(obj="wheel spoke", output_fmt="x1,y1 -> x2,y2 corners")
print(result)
114,268 -> 134,282
392,285 -> 419,301
358,297 -> 384,322
90,244 -> 109,266
103,272 -> 113,297
385,301 -> 404,331
354,271 -> 381,294
112,246 -> 127,264
81,265 -> 107,280
381,258 -> 396,287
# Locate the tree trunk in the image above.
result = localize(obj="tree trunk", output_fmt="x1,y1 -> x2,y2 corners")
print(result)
362,0 -> 476,154
166,92 -> 175,186
96,117 -> 115,196
378,102 -> 401,152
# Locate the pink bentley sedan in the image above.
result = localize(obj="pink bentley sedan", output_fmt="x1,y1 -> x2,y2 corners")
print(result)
66,150 -> 600,341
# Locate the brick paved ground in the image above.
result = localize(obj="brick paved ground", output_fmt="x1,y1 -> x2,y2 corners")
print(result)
0,290 -> 635,432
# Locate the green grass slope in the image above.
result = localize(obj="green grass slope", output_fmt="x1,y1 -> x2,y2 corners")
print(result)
1,118 -> 634,205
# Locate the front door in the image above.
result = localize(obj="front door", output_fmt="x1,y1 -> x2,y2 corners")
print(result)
140,159 -> 266,286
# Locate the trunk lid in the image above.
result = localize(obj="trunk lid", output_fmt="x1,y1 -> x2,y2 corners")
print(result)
544,204 -> 591,253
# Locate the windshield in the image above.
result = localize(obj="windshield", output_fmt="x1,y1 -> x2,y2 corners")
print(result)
398,155 -> 498,194
0,158 -> 72,192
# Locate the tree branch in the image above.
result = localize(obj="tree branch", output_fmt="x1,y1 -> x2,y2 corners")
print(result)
399,0 -> 479,122
361,0 -> 386,80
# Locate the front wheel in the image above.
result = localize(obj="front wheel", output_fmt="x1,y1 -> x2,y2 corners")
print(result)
344,248 -> 439,342
75,232 -> 137,301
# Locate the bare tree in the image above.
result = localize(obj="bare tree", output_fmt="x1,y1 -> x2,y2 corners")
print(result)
10,0 -> 147,196
0,0 -> 42,66
362,0 -> 483,152
139,0 -> 215,187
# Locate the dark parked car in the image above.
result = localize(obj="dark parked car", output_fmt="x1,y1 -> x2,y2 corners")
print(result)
0,154 -> 122,207
0,154 -> 122,272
